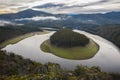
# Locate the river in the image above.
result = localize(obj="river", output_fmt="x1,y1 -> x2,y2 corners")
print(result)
2,30 -> 120,73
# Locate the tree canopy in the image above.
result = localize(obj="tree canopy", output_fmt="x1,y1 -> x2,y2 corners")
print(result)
50,28 -> 89,47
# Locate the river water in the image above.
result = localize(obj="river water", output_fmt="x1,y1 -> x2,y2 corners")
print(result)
2,30 -> 120,73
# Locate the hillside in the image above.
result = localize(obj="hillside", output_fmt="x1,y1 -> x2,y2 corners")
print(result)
0,50 -> 118,80
71,12 -> 120,24
0,25 -> 41,44
79,24 -> 120,48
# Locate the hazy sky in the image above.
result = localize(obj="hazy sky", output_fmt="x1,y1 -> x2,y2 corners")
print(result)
0,0 -> 120,14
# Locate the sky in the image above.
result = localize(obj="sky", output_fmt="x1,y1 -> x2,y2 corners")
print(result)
0,0 -> 120,14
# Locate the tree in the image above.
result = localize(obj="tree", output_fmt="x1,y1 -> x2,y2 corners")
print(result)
50,28 -> 89,47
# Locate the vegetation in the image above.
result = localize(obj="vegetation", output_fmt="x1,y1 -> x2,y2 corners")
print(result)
0,25 -> 42,44
0,31 -> 49,49
79,24 -> 120,48
0,25 -> 50,49
0,50 -> 118,80
41,30 -> 99,60
96,24 -> 120,48
50,28 -> 89,47
0,24 -> 119,80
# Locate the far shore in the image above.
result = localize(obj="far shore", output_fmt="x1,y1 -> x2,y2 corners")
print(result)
0,30 -> 50,49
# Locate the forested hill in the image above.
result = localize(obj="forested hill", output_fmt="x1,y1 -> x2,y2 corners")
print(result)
0,25 -> 41,44
79,24 -> 120,48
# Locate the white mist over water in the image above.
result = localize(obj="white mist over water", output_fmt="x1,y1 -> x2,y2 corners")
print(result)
15,16 -> 60,21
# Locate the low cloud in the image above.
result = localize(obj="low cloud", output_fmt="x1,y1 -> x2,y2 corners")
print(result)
0,20 -> 12,26
15,16 -> 60,21
0,20 -> 23,26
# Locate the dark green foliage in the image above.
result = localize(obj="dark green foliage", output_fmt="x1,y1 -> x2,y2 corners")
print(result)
79,24 -> 120,48
50,28 -> 89,47
95,25 -> 120,48
74,65 -> 112,80
0,50 -> 116,80
0,50 -> 38,76
74,65 -> 86,76
0,25 -> 42,44
0,50 -> 62,76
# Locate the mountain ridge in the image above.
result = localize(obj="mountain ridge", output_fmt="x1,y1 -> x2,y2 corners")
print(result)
0,9 -> 120,26
0,9 -> 53,20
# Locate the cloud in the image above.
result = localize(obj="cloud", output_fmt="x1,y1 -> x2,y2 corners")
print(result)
0,20 -> 23,26
34,3 -> 65,9
31,0 -> 120,14
0,20 -> 12,26
61,0 -> 108,9
0,0 -> 120,14
15,16 -> 60,21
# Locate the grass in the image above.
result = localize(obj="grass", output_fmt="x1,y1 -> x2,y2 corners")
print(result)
40,39 -> 99,60
0,30 -> 50,49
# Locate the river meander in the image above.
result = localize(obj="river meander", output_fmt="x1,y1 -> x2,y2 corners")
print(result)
2,30 -> 120,73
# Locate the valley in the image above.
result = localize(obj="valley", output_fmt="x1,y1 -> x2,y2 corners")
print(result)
0,1 -> 120,79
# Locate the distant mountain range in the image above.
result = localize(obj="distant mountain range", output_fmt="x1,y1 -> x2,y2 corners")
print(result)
0,9 -> 120,26
69,12 -> 120,24
0,9 -> 53,20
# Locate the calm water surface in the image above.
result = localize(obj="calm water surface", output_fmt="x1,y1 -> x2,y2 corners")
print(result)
2,30 -> 120,73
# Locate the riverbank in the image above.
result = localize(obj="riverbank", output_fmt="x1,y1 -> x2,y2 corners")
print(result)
2,30 -> 120,73
41,39 -> 99,60
0,30 -> 50,49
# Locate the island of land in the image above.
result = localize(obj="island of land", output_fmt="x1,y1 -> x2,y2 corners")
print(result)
41,29 -> 99,60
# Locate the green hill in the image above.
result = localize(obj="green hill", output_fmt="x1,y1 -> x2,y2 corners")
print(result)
79,24 -> 120,48
50,29 -> 89,47
41,28 -> 99,60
